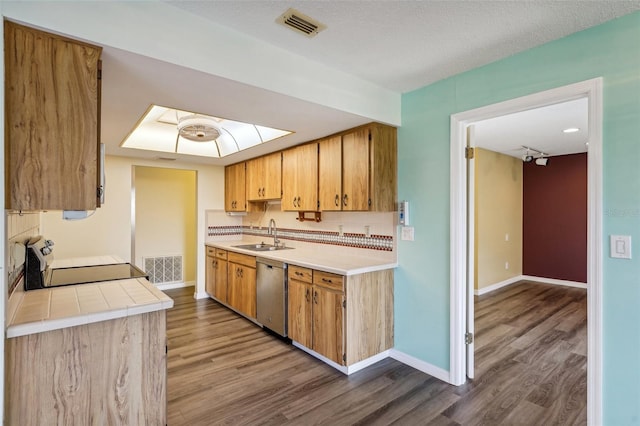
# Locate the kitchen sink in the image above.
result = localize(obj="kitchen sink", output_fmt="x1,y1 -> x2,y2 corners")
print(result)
232,243 -> 293,252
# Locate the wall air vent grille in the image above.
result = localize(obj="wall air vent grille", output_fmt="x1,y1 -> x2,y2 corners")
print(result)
144,255 -> 182,285
277,8 -> 326,37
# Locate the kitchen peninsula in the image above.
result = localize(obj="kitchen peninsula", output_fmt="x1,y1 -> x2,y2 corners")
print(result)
205,239 -> 397,374
5,256 -> 173,425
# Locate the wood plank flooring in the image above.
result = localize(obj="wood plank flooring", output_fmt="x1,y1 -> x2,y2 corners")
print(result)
164,281 -> 586,425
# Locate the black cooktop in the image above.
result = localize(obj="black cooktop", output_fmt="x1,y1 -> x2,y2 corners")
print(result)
45,263 -> 148,288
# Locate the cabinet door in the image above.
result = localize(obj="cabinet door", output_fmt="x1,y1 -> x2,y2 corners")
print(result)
342,129 -> 370,211
225,163 -> 246,211
246,157 -> 264,201
312,286 -> 345,365
5,22 -> 102,211
288,280 -> 312,348
228,263 -> 256,318
205,255 -> 216,297
318,136 -> 342,211
296,143 -> 318,211
281,148 -> 298,211
263,152 -> 282,200
214,258 -> 228,303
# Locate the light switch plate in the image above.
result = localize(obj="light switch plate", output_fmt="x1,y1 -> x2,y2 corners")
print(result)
401,226 -> 415,241
610,235 -> 632,259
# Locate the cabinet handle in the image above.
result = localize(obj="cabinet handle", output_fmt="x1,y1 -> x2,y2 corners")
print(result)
295,271 -> 304,277
292,197 -> 297,208
322,278 -> 333,284
262,187 -> 265,197
240,268 -> 244,278
313,290 -> 318,304
335,194 -> 339,207
343,194 -> 348,206
305,288 -> 310,302
297,196 -> 301,208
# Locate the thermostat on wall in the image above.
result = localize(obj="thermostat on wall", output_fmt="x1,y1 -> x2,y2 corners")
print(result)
399,201 -> 409,226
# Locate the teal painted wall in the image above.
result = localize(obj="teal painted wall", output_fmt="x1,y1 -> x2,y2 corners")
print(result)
397,12 -> 640,425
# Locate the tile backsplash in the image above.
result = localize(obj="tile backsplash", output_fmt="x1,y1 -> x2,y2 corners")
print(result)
7,212 -> 41,296
206,204 -> 397,253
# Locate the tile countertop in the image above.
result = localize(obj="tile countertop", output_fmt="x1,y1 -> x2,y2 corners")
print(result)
6,259 -> 174,339
206,240 -> 398,275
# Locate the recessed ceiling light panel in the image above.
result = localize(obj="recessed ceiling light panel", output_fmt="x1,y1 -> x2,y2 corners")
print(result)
563,127 -> 580,133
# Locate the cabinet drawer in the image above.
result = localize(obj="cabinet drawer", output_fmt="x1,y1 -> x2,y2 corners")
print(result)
228,251 -> 256,268
288,265 -> 312,283
206,246 -> 216,257
215,249 -> 228,259
313,270 -> 344,291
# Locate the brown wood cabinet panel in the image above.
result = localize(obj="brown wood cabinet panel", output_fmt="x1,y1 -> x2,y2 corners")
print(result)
288,265 -> 312,284
5,21 -> 102,211
224,162 -> 246,212
312,286 -> 345,365
227,251 -> 256,268
318,136 -> 343,211
228,262 -> 256,318
205,254 -> 216,297
342,129 -> 370,211
369,123 -> 398,212
345,270 -> 394,365
288,279 -> 312,348
246,157 -> 265,201
282,143 -> 318,211
247,152 -> 282,201
313,270 -> 344,292
214,258 -> 228,303
6,311 -> 167,425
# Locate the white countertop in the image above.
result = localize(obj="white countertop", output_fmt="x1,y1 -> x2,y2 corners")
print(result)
206,240 -> 397,275
7,258 -> 174,338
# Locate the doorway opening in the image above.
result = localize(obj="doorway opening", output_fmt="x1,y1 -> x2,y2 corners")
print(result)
131,166 -> 197,290
450,78 -> 603,424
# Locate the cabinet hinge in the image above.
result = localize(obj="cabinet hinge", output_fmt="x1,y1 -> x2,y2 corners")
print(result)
343,353 -> 346,362
465,332 -> 474,345
465,147 -> 475,159
342,300 -> 346,308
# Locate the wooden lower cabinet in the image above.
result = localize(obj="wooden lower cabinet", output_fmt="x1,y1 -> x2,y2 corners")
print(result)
227,252 -> 257,319
205,247 -> 216,296
288,265 -> 393,366
5,311 -> 167,425
205,248 -> 228,303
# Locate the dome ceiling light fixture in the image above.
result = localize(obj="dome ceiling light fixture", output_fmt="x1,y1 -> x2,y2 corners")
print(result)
120,105 -> 293,159
177,114 -> 221,142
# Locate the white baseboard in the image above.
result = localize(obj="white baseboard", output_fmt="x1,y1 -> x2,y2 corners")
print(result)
476,275 -> 587,296
521,275 -> 587,289
194,290 -> 210,299
155,281 -> 195,291
389,349 -> 451,384
292,342 -> 390,375
475,276 -> 523,296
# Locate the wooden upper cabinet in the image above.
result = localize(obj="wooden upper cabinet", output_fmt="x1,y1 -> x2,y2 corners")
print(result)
282,143 -> 318,211
247,151 -> 281,201
4,21 -> 102,211
342,129 -> 370,211
318,123 -> 397,212
224,162 -> 246,212
318,136 -> 342,211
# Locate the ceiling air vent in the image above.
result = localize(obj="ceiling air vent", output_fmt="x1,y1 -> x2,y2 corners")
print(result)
276,8 -> 326,38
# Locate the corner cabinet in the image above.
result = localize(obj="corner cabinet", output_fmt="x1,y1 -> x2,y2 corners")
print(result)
318,123 -> 397,212
282,143 -> 318,211
224,162 -> 246,212
288,265 -> 394,366
4,21 -> 103,211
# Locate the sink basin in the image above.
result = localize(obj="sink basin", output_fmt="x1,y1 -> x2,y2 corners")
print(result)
232,243 -> 293,252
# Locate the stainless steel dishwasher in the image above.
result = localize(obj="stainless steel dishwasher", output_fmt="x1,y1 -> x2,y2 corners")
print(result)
256,257 -> 288,337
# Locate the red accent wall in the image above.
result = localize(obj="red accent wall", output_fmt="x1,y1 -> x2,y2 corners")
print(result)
523,153 -> 587,283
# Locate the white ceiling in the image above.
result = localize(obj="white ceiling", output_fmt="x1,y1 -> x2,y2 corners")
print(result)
96,1 -> 638,165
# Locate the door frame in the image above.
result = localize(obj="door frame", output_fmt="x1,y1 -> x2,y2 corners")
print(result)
449,78 -> 603,425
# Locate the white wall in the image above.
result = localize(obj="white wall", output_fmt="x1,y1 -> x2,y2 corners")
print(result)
41,155 -> 224,294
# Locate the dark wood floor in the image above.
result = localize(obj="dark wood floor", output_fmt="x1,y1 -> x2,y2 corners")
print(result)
164,281 -> 586,425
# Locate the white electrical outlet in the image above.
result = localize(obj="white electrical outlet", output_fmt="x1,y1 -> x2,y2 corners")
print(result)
338,225 -> 344,237
505,233 -> 509,241
364,225 -> 371,237
610,235 -> 632,259
401,226 -> 415,241
505,261 -> 509,270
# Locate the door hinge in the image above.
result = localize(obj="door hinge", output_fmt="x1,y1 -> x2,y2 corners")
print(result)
465,147 -> 475,159
465,332 -> 474,345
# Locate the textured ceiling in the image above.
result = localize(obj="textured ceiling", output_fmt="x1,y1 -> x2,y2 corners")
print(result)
167,1 -> 640,93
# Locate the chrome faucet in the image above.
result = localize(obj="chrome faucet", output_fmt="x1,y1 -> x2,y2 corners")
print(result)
268,218 -> 280,247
